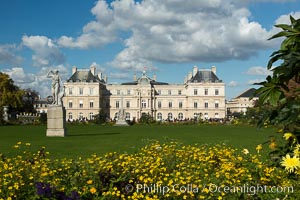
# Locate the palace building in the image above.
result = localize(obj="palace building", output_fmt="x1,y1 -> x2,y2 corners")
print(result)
63,65 -> 226,121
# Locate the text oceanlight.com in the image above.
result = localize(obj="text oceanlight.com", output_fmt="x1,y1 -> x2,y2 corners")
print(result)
126,183 -> 294,195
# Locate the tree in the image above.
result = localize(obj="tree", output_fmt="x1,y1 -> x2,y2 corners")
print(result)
0,72 -> 24,111
21,88 -> 39,113
256,16 -> 300,168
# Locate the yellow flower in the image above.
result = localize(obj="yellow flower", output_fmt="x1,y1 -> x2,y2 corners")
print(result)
242,149 -> 249,155
90,187 -> 97,194
281,154 -> 300,173
283,133 -> 294,140
269,142 -> 277,150
87,180 -> 93,185
293,144 -> 300,156
256,144 -> 262,153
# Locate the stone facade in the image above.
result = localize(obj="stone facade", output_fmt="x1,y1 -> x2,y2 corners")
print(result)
226,88 -> 259,115
63,65 -> 226,121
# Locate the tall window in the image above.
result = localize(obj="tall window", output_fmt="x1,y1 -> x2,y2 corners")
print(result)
179,102 -> 183,108
79,100 -> 83,108
126,101 -> 130,108
89,88 -> 93,95
89,112 -> 94,120
157,113 -> 162,121
215,89 -> 219,95
194,89 -> 198,95
79,112 -> 83,120
168,90 -> 171,95
178,90 -> 182,95
117,90 -> 120,95
215,101 -> 219,108
204,113 -> 208,119
168,112 -> 173,120
127,90 -> 130,95
158,101 -> 162,108
90,101 -> 94,108
69,88 -> 73,95
178,113 -> 183,120
79,88 -> 84,95
204,89 -> 208,95
194,102 -> 198,108
116,101 -> 120,108
68,112 -> 73,120
141,99 -> 146,108
168,101 -> 172,108
68,101 -> 73,108
125,112 -> 130,120
157,90 -> 161,95
205,102 -> 208,108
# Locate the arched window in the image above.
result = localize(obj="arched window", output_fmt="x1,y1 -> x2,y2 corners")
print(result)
157,113 -> 162,121
168,112 -> 173,121
178,113 -> 183,120
89,112 -> 94,120
79,112 -> 83,120
215,113 -> 219,118
68,112 -> 73,120
125,112 -> 130,120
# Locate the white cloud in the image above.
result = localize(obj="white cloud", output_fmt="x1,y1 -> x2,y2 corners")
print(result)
246,66 -> 272,76
0,44 -> 23,66
227,81 -> 238,87
3,67 -> 35,84
56,0 -> 282,71
2,64 -> 69,98
22,35 -> 65,67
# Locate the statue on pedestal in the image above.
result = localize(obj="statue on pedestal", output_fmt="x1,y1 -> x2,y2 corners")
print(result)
47,70 -> 64,106
46,70 -> 66,137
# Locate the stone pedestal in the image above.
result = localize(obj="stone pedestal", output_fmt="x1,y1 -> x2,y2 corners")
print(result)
46,105 -> 67,137
115,119 -> 129,126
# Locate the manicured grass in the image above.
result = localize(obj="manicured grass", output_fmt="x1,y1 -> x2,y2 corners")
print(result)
0,124 -> 278,158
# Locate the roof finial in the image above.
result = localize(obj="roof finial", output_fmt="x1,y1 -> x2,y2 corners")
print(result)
143,66 -> 147,76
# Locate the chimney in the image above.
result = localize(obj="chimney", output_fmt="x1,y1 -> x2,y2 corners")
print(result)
72,66 -> 77,74
193,65 -> 198,77
90,65 -> 96,75
153,74 -> 156,81
133,73 -> 137,81
188,71 -> 193,80
98,72 -> 102,80
211,66 -> 217,74
104,75 -> 108,83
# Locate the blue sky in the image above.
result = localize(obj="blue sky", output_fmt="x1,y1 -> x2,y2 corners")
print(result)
0,0 -> 300,99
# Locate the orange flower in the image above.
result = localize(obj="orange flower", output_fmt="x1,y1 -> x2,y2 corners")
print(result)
90,187 -> 97,194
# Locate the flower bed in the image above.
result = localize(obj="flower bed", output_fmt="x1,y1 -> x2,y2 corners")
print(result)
0,142 -> 299,199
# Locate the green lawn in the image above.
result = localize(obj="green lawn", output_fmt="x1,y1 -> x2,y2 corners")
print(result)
0,124 -> 279,158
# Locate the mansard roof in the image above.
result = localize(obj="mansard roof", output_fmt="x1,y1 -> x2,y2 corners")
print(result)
236,88 -> 259,98
67,70 -> 103,83
190,70 -> 222,83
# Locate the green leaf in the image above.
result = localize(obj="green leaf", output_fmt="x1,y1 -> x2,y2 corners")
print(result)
274,24 -> 297,32
268,31 -> 298,40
